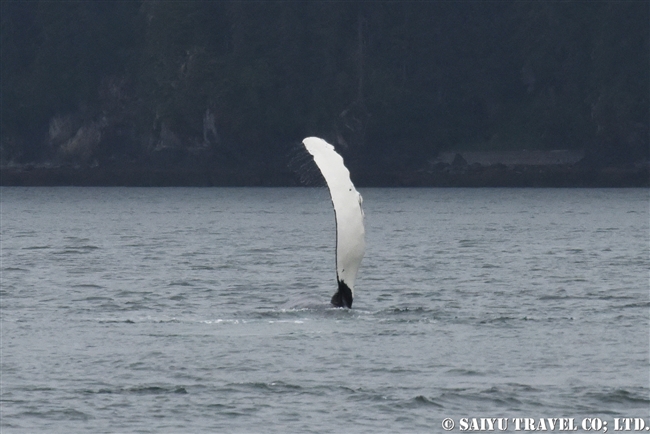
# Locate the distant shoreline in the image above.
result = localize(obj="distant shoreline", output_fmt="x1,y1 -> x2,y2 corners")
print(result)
2,164 -> 648,188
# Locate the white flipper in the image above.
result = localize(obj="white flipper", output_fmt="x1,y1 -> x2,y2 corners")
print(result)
302,137 -> 365,307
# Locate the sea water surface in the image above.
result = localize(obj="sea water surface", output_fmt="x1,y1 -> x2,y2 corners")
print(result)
1,187 -> 648,433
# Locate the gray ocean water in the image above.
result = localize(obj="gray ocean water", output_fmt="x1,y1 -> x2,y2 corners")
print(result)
1,187 -> 648,433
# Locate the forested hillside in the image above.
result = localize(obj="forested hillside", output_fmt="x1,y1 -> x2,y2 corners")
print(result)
2,1 -> 648,185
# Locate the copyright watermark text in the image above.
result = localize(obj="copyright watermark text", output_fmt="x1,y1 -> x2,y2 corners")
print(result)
441,417 -> 650,432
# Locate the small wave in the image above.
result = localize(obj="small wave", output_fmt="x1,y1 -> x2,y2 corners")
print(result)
503,382 -> 542,393
368,366 -> 420,375
64,236 -> 91,242
617,301 -> 650,309
438,386 -> 524,408
278,296 -> 330,310
479,315 -> 518,324
13,408 -> 91,421
445,368 -> 486,376
53,246 -> 99,255
71,284 -> 105,289
587,388 -> 650,405
202,318 -> 241,325
411,395 -> 444,408
129,385 -> 188,395
2,267 -> 28,272
225,381 -> 303,393
389,306 -> 429,314
538,295 -> 575,300
93,316 -> 180,324
96,319 -> 136,324
72,296 -> 113,303
267,319 -> 307,324
191,265 -> 215,270
85,385 -> 188,395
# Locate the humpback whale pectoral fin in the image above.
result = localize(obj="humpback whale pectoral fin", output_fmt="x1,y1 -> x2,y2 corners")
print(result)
331,279 -> 353,308
302,137 -> 364,309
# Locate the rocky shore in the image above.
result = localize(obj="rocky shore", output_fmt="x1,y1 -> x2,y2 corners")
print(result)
2,162 -> 647,188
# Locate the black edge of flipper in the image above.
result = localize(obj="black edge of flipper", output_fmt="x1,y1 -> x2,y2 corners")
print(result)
331,279 -> 353,308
